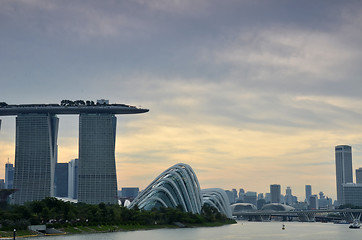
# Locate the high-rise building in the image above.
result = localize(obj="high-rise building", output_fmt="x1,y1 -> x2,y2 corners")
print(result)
270,184 -> 281,203
225,190 -> 235,204
0,100 -> 148,204
335,145 -> 353,205
356,168 -> 362,184
305,185 -> 312,203
257,193 -> 264,200
239,188 -> 245,196
343,183 -> 362,206
68,159 -> 78,199
232,188 -> 238,201
244,191 -> 257,206
13,114 -> 58,205
318,191 -> 332,209
309,194 -> 319,209
5,162 -> 14,189
121,187 -> 139,199
265,193 -> 271,203
54,163 -> 68,197
285,186 -> 292,205
78,113 -> 118,204
238,188 -> 245,202
0,179 -> 5,189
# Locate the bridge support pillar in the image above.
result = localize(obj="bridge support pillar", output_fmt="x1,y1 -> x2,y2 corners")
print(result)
297,212 -> 315,222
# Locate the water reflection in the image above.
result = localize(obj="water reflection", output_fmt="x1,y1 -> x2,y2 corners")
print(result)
32,221 -> 361,240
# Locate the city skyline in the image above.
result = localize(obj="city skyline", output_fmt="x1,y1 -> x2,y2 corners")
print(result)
0,101 -> 147,204
1,1 -> 362,201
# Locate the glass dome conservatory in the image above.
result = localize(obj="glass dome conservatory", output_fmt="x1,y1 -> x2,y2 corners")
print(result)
128,163 -> 232,218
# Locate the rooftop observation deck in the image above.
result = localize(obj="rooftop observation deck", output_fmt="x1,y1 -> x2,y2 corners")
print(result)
0,100 -> 149,116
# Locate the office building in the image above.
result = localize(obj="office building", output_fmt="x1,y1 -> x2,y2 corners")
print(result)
285,186 -> 292,205
356,168 -> 362,184
335,145 -> 353,205
265,193 -> 271,203
225,190 -> 235,204
318,191 -> 332,209
257,193 -> 264,200
232,188 -> 238,201
13,114 -> 59,205
239,188 -> 245,197
244,191 -> 257,206
238,188 -> 245,202
121,187 -> 139,199
0,179 -> 4,189
78,113 -> 118,204
5,163 -> 14,189
270,184 -> 281,203
54,163 -> 68,197
280,194 -> 286,204
305,185 -> 312,203
309,194 -> 318,209
68,159 -> 78,199
291,201 -> 308,210
343,183 -> 362,206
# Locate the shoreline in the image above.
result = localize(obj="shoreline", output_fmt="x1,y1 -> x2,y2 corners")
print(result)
0,220 -> 236,238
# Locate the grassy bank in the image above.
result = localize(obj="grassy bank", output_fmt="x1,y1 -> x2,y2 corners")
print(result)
0,229 -> 38,238
0,198 -> 236,238
0,220 -> 236,238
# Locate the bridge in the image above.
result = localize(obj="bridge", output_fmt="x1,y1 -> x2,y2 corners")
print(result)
234,209 -> 362,222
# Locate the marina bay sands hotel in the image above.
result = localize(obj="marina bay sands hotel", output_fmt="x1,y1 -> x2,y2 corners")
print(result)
0,100 -> 148,205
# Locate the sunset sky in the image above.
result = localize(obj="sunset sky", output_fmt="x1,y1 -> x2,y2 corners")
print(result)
1,0 -> 362,201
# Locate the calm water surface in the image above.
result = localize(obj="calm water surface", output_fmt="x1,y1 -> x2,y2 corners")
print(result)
32,221 -> 361,240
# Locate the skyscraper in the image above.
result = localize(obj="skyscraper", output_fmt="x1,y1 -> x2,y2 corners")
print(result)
265,193 -> 271,203
343,183 -> 362,206
270,184 -> 281,203
309,194 -> 319,209
356,167 -> 362,184
244,191 -> 257,206
13,114 -> 59,204
335,145 -> 353,205
68,159 -> 78,199
54,163 -> 68,197
0,100 -> 148,204
5,162 -> 14,189
285,186 -> 292,205
305,185 -> 312,203
225,190 -> 235,204
232,188 -> 238,201
78,113 -> 118,204
121,187 -> 139,199
257,193 -> 264,200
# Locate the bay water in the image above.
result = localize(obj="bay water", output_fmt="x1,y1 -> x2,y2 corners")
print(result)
31,221 -> 361,240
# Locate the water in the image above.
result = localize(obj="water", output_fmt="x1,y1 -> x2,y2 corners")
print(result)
31,221 -> 361,240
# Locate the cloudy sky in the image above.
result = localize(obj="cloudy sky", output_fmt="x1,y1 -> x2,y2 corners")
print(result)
1,0 -> 362,201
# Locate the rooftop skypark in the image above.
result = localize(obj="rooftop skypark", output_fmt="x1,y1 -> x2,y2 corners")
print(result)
0,99 -> 149,115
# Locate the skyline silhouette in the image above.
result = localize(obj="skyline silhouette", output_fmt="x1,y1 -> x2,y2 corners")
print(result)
1,0 -> 362,200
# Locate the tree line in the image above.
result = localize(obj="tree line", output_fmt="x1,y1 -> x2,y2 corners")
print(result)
0,197 -> 231,230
